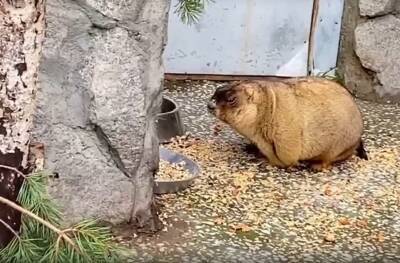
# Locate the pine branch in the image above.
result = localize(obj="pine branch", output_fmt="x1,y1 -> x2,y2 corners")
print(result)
0,237 -> 41,263
0,165 -> 26,178
0,219 -> 20,240
0,196 -> 78,250
174,0 -> 212,25
18,171 -> 61,227
317,68 -> 345,86
0,171 -> 130,262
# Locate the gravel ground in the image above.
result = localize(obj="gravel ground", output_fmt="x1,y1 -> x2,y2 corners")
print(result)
123,80 -> 400,263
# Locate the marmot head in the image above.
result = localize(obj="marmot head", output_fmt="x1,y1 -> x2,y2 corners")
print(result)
207,81 -> 260,131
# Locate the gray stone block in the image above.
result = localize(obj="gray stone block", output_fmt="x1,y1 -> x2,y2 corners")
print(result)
359,0 -> 396,17
33,0 -> 170,225
355,15 -> 400,98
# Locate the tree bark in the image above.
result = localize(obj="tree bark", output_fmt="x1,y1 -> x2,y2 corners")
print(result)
0,0 -> 46,248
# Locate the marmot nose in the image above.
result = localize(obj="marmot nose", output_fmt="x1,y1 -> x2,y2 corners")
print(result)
207,101 -> 216,111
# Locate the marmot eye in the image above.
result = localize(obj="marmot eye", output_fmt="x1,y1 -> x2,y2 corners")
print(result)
227,97 -> 237,104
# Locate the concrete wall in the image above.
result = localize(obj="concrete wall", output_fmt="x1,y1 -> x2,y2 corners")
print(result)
33,0 -> 170,225
338,0 -> 400,103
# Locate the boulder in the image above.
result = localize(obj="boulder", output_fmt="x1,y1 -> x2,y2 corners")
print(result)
359,0 -> 396,17
33,0 -> 170,224
355,15 -> 400,98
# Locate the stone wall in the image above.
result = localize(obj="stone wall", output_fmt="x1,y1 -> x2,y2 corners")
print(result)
33,0 -> 170,225
338,0 -> 400,103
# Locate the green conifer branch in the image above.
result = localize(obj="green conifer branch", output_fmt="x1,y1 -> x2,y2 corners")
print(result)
175,0 -> 213,25
0,170 -> 129,263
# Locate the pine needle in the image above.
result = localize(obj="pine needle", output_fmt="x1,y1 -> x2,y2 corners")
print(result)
18,172 -> 61,237
174,0 -> 213,25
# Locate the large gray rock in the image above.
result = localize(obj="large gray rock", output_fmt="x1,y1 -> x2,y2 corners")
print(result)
359,0 -> 396,17
337,0 -> 377,101
33,0 -> 170,224
355,15 -> 400,99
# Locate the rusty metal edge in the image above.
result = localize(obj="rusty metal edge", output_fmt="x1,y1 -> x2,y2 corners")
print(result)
164,73 -> 290,82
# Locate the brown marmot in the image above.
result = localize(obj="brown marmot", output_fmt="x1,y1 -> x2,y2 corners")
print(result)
207,77 -> 368,171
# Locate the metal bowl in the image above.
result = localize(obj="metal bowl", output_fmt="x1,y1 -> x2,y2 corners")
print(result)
154,147 -> 201,194
156,96 -> 185,143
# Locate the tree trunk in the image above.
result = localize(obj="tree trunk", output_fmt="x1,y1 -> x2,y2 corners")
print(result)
0,0 -> 46,248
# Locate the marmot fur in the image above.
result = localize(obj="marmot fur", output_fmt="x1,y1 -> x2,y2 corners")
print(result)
207,77 -> 368,171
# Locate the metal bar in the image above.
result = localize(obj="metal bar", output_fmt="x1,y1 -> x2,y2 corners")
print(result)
164,73 -> 290,82
307,0 -> 320,75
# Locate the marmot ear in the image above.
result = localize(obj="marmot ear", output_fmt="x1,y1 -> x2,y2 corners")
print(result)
230,80 -> 242,87
244,87 -> 255,101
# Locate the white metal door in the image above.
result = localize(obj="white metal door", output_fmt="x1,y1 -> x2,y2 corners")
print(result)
164,0 -> 344,77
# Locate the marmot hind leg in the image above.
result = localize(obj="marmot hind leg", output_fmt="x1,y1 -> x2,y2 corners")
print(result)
309,143 -> 359,172
332,143 -> 359,163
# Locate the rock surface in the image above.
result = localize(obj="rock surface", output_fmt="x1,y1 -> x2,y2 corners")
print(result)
359,0 -> 396,17
355,15 -> 400,98
338,0 -> 376,101
33,0 -> 170,224
338,0 -> 400,103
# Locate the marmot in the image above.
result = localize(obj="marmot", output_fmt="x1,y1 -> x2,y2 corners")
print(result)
207,77 -> 368,171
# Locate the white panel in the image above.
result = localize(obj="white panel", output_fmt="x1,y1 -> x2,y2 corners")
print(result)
164,0 -> 314,77
311,0 -> 345,75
